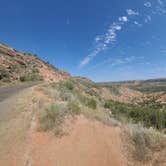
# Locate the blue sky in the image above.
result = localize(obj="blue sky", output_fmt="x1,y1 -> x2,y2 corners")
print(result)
0,0 -> 166,82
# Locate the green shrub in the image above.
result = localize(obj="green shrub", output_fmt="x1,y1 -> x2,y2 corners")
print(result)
63,81 -> 74,90
0,66 -> 10,81
86,98 -> 97,109
75,91 -> 88,104
128,124 -> 166,161
130,126 -> 151,161
67,101 -> 81,115
59,91 -> 74,102
39,101 -> 81,132
104,101 -> 112,109
104,100 -> 166,130
39,104 -> 64,131
20,72 -> 43,82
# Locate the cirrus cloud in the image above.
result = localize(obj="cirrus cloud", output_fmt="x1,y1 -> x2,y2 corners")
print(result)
126,9 -> 139,16
79,0 -> 166,68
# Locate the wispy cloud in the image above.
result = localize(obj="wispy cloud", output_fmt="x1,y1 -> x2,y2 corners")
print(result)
88,55 -> 136,71
126,9 -> 139,16
111,56 -> 135,66
80,19 -> 126,67
145,15 -> 152,23
144,0 -> 166,15
158,0 -> 164,5
79,9 -> 140,67
134,21 -> 142,27
79,0 -> 166,68
144,2 -> 152,8
118,16 -> 128,22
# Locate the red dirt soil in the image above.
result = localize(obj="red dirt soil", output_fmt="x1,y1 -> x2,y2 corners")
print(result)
27,115 -> 127,166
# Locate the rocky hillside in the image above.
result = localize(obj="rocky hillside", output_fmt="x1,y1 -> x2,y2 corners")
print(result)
0,43 -> 70,83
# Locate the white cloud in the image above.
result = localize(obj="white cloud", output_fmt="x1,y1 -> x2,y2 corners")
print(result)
145,15 -> 152,23
134,21 -> 142,27
79,0 -> 166,68
143,0 -> 166,16
144,2 -> 152,8
80,57 -> 91,67
155,6 -> 166,14
110,56 -> 135,66
80,47 -> 102,67
118,16 -> 128,22
105,32 -> 116,44
79,11 -> 140,67
125,56 -> 135,62
95,36 -> 102,42
79,21 -> 124,67
104,24 -> 122,44
113,25 -> 122,30
111,59 -> 125,66
158,0 -> 164,5
126,9 -> 139,16
139,62 -> 151,65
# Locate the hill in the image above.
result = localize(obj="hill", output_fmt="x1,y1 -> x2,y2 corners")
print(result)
0,43 -> 70,84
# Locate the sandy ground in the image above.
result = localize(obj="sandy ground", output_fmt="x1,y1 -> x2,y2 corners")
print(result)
24,115 -> 127,166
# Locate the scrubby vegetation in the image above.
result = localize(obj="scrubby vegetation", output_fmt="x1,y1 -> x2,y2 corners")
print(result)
67,101 -> 81,115
38,78 -> 166,163
97,83 -> 121,95
38,101 -> 81,135
39,103 -> 67,132
0,66 -> 11,82
104,99 -> 166,130
20,72 -> 43,82
127,123 -> 166,161
39,78 -> 166,132
86,98 -> 97,109
129,84 -> 166,93
38,79 -> 110,133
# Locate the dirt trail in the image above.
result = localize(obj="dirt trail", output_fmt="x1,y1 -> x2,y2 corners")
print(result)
0,82 -> 40,121
27,115 -> 127,166
0,84 -> 40,166
0,82 -> 40,102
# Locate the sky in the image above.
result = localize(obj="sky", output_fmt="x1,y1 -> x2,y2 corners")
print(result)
0,0 -> 166,82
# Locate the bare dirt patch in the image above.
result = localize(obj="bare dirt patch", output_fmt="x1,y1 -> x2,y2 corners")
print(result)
27,115 -> 127,166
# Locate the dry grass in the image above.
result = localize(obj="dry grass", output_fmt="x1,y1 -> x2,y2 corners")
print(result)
38,101 -> 81,136
126,123 -> 166,162
39,81 -> 112,127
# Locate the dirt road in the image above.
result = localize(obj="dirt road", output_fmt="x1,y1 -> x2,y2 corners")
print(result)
0,82 -> 40,121
0,82 -> 40,102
